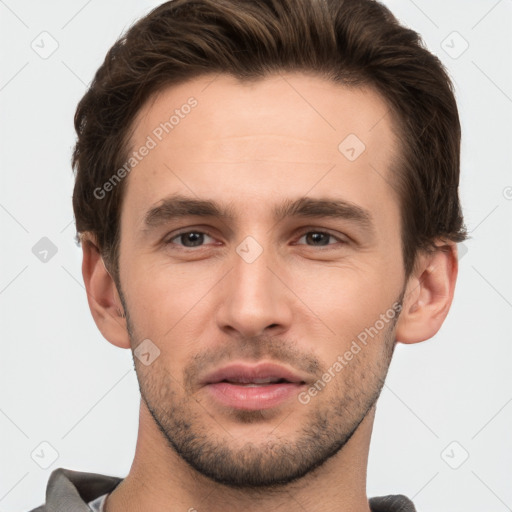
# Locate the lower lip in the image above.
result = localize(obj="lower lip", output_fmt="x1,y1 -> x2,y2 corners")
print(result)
205,382 -> 305,410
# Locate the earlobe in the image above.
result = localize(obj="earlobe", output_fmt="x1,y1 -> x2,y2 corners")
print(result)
395,242 -> 458,344
81,233 -> 131,349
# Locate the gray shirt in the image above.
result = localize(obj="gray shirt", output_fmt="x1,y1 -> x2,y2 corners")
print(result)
28,467 -> 417,511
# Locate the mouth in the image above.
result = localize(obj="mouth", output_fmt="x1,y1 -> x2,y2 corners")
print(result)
201,361 -> 307,386
201,362 -> 308,410
218,377 -> 298,386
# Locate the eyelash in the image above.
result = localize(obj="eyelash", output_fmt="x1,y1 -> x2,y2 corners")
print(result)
164,228 -> 348,250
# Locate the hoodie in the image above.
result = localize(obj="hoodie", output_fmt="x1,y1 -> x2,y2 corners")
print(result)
28,467 -> 416,512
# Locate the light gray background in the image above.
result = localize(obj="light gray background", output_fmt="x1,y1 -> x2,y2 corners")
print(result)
1,0 -> 511,510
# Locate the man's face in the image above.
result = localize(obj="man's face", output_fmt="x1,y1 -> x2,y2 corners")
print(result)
117,73 -> 407,487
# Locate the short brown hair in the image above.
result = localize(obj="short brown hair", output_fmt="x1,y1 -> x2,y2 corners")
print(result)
72,0 -> 467,284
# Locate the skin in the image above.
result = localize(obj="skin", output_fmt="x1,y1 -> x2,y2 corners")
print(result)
82,72 -> 458,512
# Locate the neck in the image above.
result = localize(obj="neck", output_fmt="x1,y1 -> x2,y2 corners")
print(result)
105,400 -> 374,512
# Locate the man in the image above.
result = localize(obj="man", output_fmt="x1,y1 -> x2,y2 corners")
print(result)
30,0 -> 466,510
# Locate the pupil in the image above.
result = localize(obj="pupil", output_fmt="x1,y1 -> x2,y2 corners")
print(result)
183,232 -> 203,247
307,232 -> 329,246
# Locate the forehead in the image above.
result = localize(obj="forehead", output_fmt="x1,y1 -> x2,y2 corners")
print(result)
130,72 -> 396,153
122,72 -> 400,230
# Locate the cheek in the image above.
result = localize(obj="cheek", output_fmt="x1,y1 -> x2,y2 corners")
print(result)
123,260 -> 219,340
292,262 -> 399,333
287,267 -> 401,377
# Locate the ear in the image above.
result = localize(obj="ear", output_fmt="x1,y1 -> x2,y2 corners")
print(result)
81,233 -> 131,349
395,241 -> 458,344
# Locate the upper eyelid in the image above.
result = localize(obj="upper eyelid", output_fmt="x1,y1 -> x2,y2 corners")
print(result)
166,228 -> 216,241
296,230 -> 346,241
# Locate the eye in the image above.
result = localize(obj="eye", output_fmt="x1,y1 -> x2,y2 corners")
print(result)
294,230 -> 347,248
166,230 -> 216,248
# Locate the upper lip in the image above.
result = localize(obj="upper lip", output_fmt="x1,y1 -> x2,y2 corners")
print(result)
201,362 -> 308,385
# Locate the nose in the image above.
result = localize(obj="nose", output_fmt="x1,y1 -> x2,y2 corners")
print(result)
215,242 -> 293,338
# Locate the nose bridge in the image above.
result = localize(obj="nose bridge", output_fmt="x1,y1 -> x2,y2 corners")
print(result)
234,237 -> 275,297
215,235 -> 292,336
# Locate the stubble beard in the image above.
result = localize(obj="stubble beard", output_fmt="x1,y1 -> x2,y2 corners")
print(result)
120,287 -> 403,490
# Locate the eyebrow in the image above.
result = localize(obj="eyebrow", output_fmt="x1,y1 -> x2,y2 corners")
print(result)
142,194 -> 374,233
